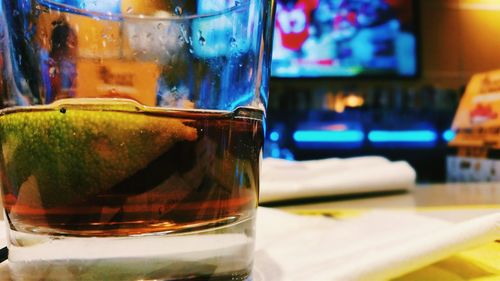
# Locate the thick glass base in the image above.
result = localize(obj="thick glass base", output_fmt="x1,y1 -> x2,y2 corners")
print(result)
7,219 -> 254,281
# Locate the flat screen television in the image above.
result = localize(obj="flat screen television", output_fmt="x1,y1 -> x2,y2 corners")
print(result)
271,0 -> 418,78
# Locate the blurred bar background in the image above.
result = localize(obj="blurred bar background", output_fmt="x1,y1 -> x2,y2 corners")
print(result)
265,0 -> 500,183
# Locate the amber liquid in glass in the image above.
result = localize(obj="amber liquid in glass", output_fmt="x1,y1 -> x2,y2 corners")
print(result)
0,99 -> 262,280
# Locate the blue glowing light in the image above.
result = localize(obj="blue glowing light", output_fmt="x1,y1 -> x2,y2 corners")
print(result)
442,130 -> 456,142
293,130 -> 365,143
368,130 -> 438,143
269,131 -> 280,142
271,147 -> 280,158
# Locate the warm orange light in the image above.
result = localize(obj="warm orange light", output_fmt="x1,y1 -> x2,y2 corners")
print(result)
344,95 -> 364,108
323,124 -> 348,131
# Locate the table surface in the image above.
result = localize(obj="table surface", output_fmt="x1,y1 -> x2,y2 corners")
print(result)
1,182 -> 499,279
263,182 -> 500,223
272,182 -> 500,209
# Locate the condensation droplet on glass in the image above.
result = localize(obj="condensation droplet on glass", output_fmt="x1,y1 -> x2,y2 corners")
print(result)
198,31 -> 206,46
126,7 -> 133,14
34,4 -> 42,16
146,33 -> 153,41
235,0 -> 241,6
49,66 -> 56,78
110,88 -> 117,95
157,23 -> 163,30
230,37 -> 237,47
178,24 -> 189,44
174,6 -> 183,16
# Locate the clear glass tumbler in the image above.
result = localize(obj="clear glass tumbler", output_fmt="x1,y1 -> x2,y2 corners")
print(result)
0,0 -> 275,280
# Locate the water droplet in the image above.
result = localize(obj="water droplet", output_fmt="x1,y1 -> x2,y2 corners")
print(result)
34,4 -> 42,16
49,66 -> 57,78
110,88 -> 117,95
174,6 -> 183,16
198,31 -> 206,46
126,7 -> 133,14
179,24 -> 189,45
13,10 -> 19,16
157,23 -> 163,29
146,33 -> 153,41
235,0 -> 241,6
230,37 -> 237,47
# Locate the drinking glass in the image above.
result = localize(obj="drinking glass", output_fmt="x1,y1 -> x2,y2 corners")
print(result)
0,0 -> 275,280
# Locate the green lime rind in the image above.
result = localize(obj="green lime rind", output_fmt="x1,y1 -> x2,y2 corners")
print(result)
0,107 -> 197,207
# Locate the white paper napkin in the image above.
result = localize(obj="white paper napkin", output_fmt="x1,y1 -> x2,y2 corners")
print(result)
1,209 -> 499,280
254,208 -> 500,281
260,157 -> 417,203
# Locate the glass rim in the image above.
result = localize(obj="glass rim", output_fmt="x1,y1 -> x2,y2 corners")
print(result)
38,0 -> 250,21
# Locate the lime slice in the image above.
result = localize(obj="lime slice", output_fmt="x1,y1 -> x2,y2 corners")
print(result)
0,102 -> 197,207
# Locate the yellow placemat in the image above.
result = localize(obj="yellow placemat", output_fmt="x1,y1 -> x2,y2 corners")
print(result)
394,242 -> 500,281
287,206 -> 500,281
